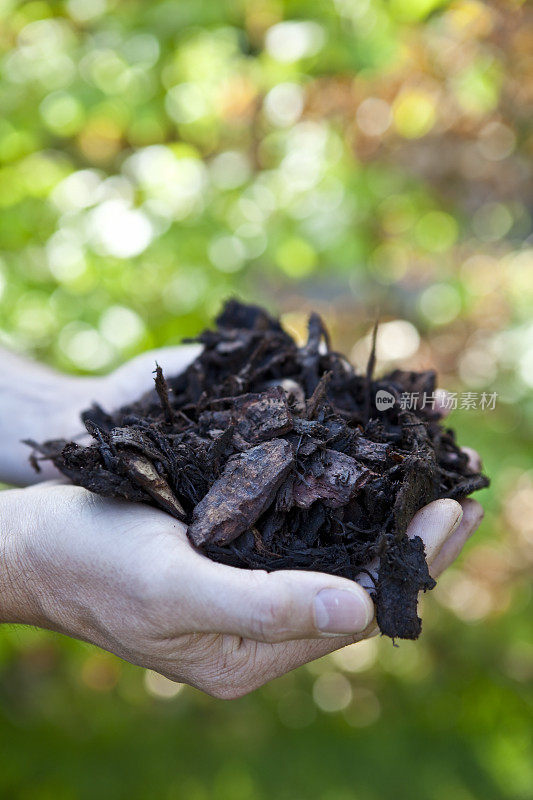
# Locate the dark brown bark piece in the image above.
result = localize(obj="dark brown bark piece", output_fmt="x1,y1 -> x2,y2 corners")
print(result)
50,442 -> 149,504
188,439 -> 294,547
232,387 -> 293,444
393,456 -> 437,538
376,535 -> 436,640
293,450 -> 374,509
110,427 -> 167,462
351,436 -> 391,466
120,451 -> 186,520
153,363 -> 175,423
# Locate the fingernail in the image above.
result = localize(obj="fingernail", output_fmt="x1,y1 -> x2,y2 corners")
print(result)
314,588 -> 373,634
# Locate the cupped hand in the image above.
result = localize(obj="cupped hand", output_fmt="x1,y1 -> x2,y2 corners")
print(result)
3,345 -> 485,696
1,481 -> 483,698
9,345 -> 201,486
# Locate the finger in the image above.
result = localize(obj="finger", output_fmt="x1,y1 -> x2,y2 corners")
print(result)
461,446 -> 482,472
430,498 -> 484,578
162,537 -> 375,642
186,631 -> 367,699
406,498 -> 463,562
168,499 -> 460,641
201,500 -> 468,696
357,498 -> 463,590
225,634 -> 366,698
100,345 -> 202,408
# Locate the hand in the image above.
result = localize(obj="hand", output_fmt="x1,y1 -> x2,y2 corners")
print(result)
0,481 -> 483,698
0,345 -> 201,486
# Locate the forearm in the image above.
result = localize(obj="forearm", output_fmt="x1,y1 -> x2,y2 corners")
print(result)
0,348 -> 96,486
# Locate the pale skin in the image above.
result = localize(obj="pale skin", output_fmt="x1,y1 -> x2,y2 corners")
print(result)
0,346 -> 484,698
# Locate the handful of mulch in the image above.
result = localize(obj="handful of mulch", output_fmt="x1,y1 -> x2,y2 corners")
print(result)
28,301 -> 489,640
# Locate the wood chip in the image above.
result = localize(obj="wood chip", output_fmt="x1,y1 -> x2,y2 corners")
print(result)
188,439 -> 294,546
232,387 -> 293,443
121,452 -> 186,519
293,449 -> 373,509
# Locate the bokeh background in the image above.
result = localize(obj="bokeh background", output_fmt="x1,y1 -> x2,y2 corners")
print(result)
1,0 -> 532,797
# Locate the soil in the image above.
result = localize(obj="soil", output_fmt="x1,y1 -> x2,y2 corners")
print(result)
28,301 -> 489,640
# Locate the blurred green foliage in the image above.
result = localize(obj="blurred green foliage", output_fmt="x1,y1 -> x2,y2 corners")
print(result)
0,0 -> 532,798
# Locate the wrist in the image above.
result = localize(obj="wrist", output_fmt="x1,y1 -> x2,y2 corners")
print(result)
0,484 -> 115,648
0,486 -> 87,637
0,488 -> 41,624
